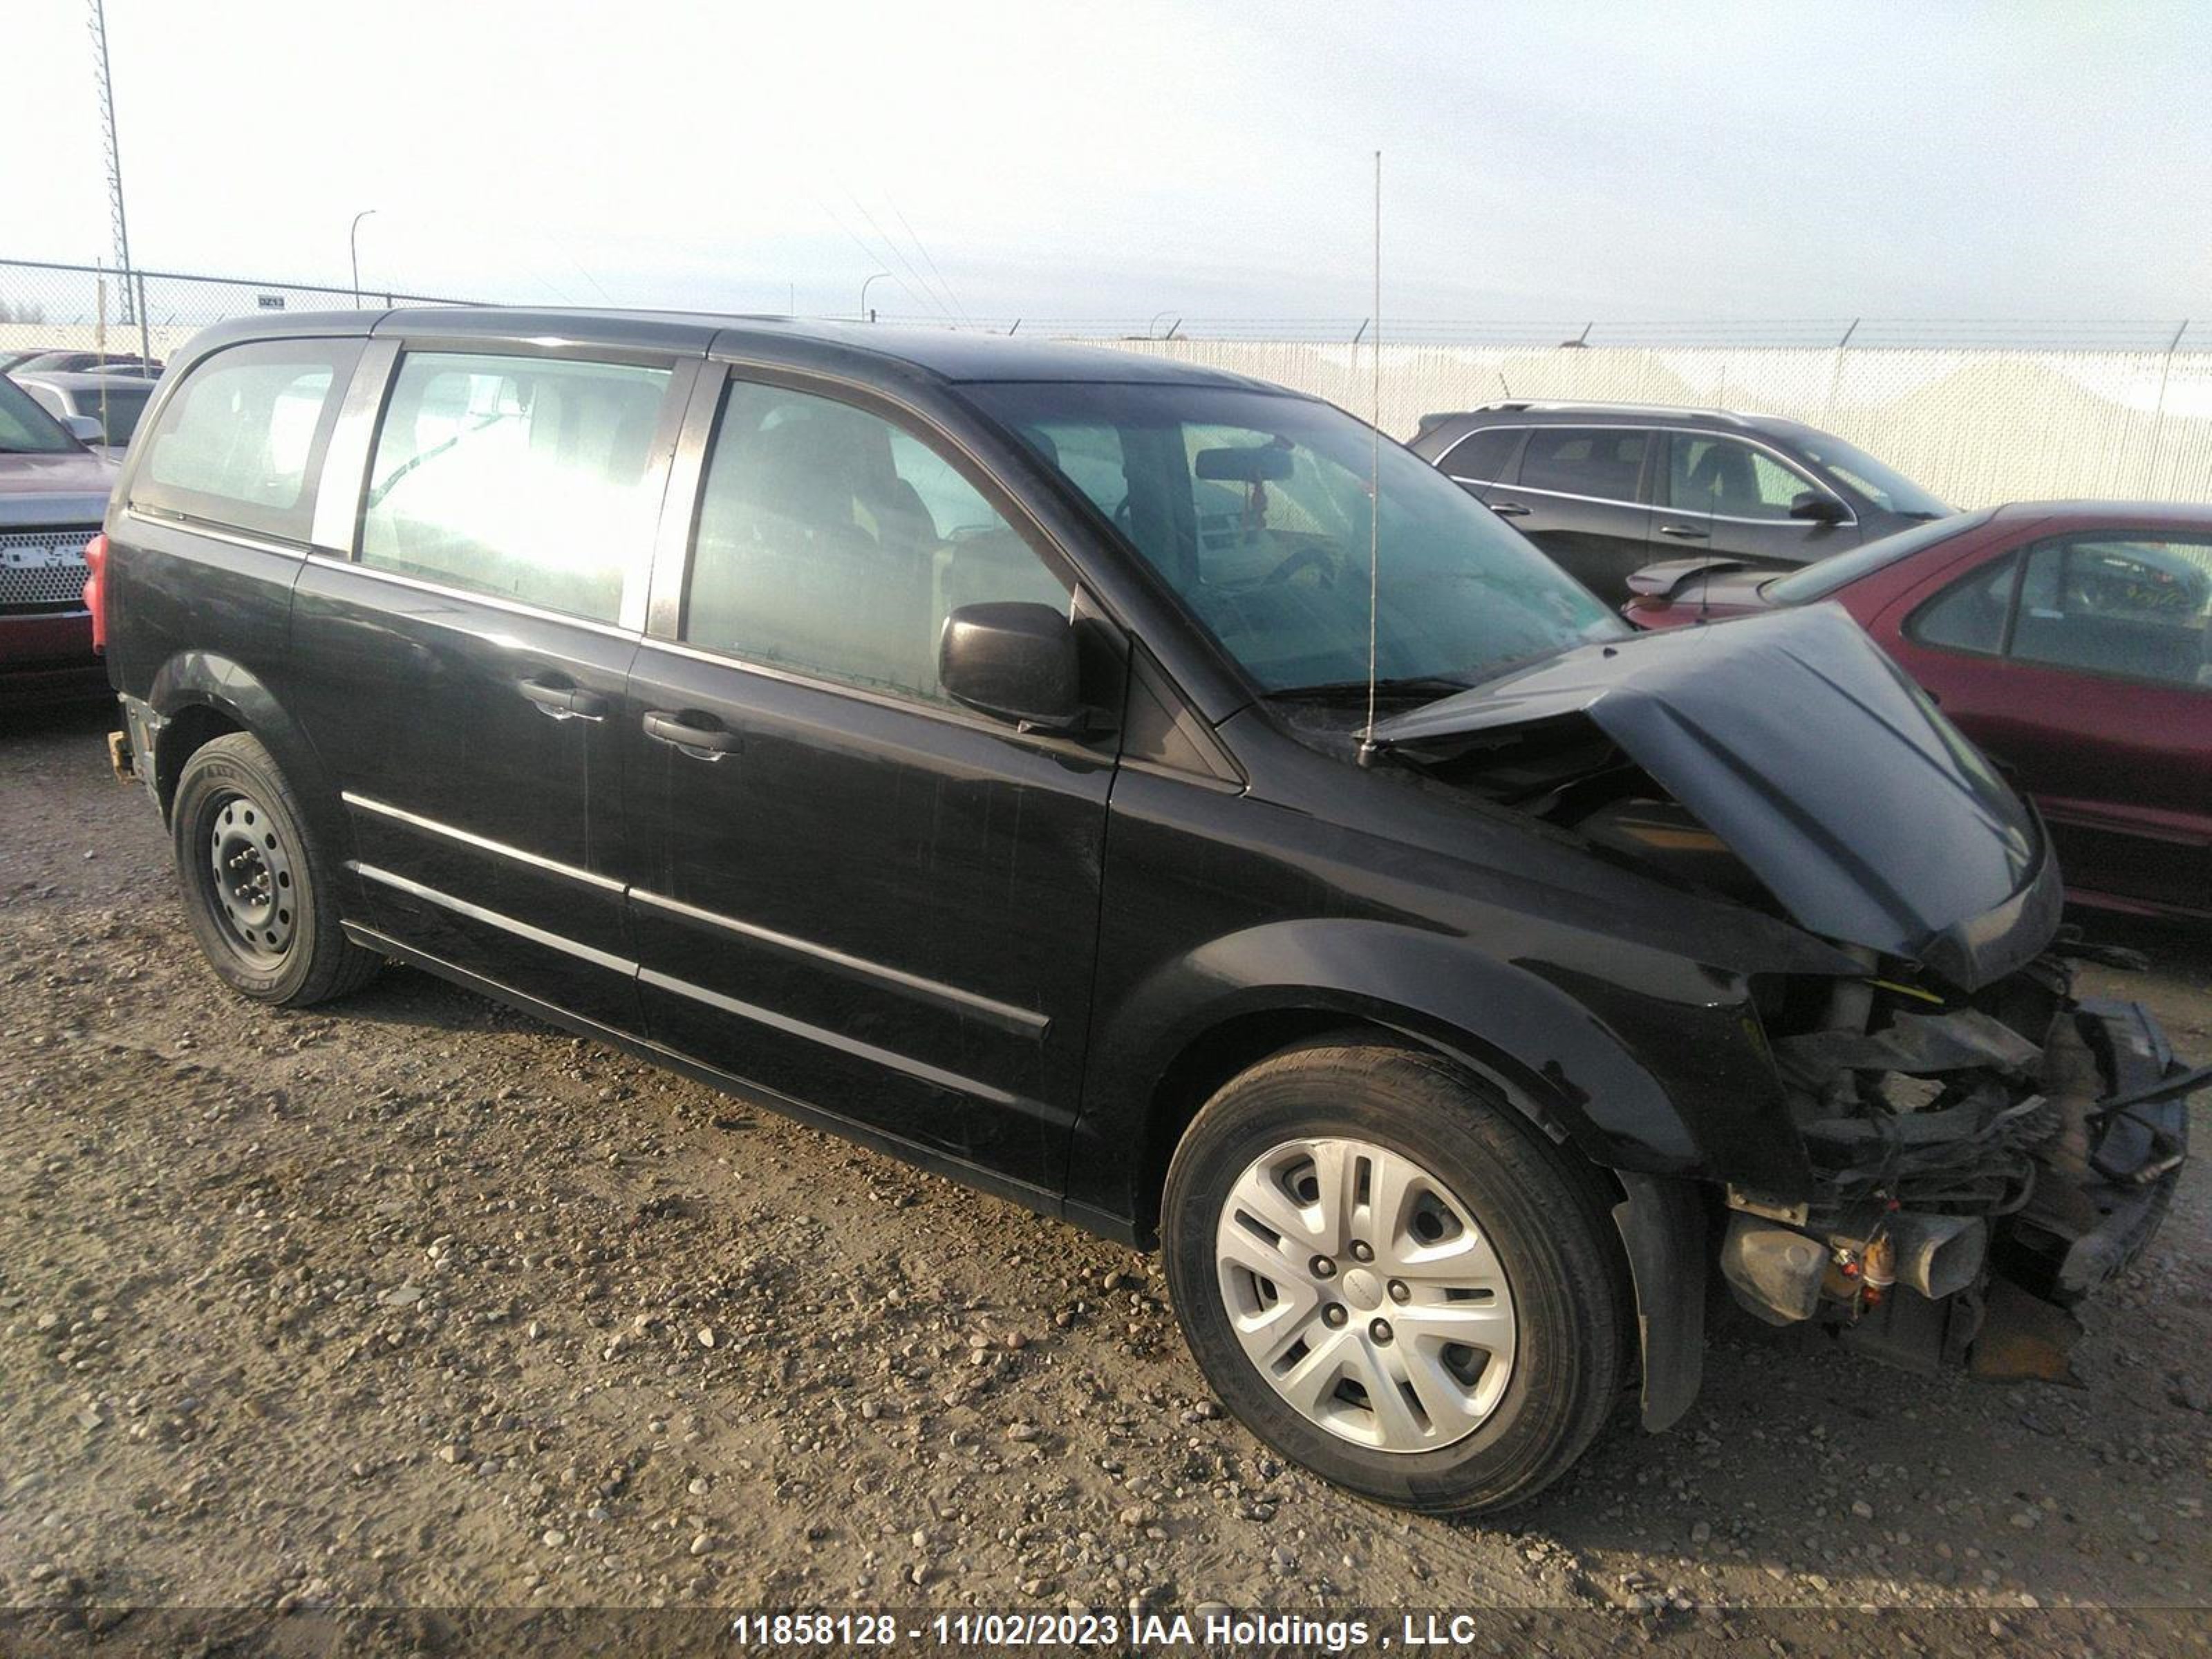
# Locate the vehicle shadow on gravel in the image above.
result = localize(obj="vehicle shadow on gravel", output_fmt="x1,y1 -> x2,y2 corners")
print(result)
2077,909 -> 2212,982
1,698 -> 115,742
334,964 -> 552,1038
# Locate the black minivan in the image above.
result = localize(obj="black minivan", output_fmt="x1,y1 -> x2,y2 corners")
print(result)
97,310 -> 2191,1514
1409,401 -> 1954,601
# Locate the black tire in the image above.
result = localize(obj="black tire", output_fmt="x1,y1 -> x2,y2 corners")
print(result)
171,732 -> 381,1006
1161,1038 -> 1628,1515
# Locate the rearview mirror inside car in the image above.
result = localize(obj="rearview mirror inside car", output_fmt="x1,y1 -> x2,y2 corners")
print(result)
1194,444 -> 1295,483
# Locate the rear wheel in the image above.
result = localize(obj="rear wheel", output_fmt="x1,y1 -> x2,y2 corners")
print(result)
1162,1039 -> 1627,1514
171,733 -> 380,1006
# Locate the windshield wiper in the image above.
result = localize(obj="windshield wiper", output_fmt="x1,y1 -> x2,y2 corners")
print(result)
1266,674 -> 1473,703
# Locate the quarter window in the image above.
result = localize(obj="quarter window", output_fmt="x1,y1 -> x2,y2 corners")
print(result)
1439,426 -> 1521,483
1911,552 -> 2018,655
1517,428 -> 1649,503
359,352 -> 674,624
684,381 -> 1067,705
131,339 -> 362,542
1667,435 -> 1825,520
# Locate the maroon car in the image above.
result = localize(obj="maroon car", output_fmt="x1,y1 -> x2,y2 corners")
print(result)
1622,502 -> 2212,923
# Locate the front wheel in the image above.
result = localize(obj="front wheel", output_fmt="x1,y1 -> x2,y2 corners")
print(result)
1161,1040 -> 1629,1515
171,732 -> 382,1006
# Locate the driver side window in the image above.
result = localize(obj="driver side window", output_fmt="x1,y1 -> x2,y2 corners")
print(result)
682,381 -> 1068,706
1667,436 -> 1822,520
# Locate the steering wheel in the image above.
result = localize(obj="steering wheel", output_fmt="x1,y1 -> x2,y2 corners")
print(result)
1259,543 -> 1340,587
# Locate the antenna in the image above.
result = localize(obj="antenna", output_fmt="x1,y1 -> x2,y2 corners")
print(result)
1358,149 -> 1383,765
1696,435 -> 1718,625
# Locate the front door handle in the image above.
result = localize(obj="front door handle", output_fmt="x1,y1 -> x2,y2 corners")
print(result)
518,676 -> 609,721
1488,500 -> 1531,518
642,709 -> 742,758
1658,524 -> 1709,541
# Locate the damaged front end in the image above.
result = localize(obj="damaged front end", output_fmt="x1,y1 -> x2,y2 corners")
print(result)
1728,963 -> 2195,1380
1367,603 -> 2198,1389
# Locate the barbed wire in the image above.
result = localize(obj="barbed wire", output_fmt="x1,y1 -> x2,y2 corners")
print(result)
870,315 -> 2209,350
1,257 -> 2202,354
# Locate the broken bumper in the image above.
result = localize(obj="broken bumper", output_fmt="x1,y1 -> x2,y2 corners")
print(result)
1724,993 -> 2195,1381
1997,998 -> 2193,1307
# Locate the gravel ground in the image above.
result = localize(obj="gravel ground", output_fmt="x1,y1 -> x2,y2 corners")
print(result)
2,701 -> 2208,1635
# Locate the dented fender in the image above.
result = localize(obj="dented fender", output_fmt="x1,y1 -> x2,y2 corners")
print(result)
1068,913 -> 1817,1235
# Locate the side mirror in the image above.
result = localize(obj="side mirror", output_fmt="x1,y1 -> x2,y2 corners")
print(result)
1789,490 -> 1848,525
62,413 -> 106,444
939,601 -> 1085,734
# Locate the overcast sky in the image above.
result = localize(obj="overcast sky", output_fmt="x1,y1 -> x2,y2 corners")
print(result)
9,1 -> 2210,326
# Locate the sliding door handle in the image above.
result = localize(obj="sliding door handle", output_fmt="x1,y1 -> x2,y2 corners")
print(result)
642,709 -> 742,758
518,676 -> 608,720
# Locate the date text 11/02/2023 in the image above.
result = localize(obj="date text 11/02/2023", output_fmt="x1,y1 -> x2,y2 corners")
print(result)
930,1612 -> 1376,1650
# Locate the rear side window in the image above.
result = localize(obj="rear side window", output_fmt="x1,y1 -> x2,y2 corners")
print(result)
359,351 -> 674,624
131,339 -> 362,542
1517,427 -> 1648,503
1438,426 -> 1521,482
2010,536 -> 2212,688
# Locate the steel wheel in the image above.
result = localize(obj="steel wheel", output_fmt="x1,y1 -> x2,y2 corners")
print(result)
205,789 -> 297,966
1214,1136 -> 1517,1452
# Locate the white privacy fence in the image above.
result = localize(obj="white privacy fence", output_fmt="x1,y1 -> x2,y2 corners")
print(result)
8,252 -> 2209,511
1087,339 -> 2212,510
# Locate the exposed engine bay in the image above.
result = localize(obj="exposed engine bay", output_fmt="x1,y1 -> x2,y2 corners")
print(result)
1348,609 -> 2200,1385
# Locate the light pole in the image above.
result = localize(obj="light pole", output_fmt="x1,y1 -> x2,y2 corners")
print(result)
859,271 -> 890,321
350,209 -> 377,306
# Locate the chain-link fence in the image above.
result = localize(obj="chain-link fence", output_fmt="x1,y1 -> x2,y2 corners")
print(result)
6,255 -> 2206,507
0,258 -> 480,366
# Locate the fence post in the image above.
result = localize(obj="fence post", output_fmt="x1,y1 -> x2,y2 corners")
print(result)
2145,318 -> 2189,498
1824,319 -> 1860,427
135,270 -> 151,366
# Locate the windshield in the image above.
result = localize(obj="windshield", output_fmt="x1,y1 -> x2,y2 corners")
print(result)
1766,509 -> 1996,603
1791,431 -> 1951,518
970,382 -> 1623,694
0,375 -> 80,454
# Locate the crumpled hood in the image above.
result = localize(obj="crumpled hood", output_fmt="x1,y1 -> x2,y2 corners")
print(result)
1372,605 -> 2061,988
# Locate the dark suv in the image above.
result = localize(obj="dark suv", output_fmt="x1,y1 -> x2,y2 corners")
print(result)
1409,401 -> 1953,600
97,310 -> 2191,1515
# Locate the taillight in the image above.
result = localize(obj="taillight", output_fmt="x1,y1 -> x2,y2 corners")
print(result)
83,533 -> 109,653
